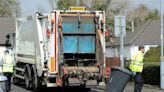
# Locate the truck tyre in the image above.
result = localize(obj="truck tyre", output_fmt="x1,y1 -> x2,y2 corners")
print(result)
25,64 -> 32,90
31,65 -> 40,92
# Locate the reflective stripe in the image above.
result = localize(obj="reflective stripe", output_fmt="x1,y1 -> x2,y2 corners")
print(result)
130,62 -> 143,66
3,64 -> 13,67
2,64 -> 14,73
129,63 -> 143,72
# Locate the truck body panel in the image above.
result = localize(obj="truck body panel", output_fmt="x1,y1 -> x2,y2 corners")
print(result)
16,20 -> 35,56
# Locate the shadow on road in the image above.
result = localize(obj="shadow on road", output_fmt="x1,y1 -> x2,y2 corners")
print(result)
13,83 -> 101,92
38,86 -> 91,92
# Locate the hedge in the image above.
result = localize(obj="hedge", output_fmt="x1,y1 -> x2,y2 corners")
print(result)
143,65 -> 160,85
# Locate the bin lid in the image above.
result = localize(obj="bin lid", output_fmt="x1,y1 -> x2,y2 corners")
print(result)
0,75 -> 7,82
111,66 -> 132,75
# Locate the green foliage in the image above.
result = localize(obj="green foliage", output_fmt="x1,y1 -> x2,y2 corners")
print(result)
144,46 -> 160,66
143,46 -> 161,85
58,0 -> 75,9
145,9 -> 160,20
143,65 -> 160,85
142,46 -> 164,85
57,0 -> 85,10
0,0 -> 21,17
92,0 -> 112,11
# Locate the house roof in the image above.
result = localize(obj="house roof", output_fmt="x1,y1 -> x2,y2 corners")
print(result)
108,20 -> 162,47
0,17 -> 15,45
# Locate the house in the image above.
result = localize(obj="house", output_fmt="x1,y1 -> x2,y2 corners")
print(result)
0,17 -> 15,45
0,17 -> 15,58
106,20 -> 161,60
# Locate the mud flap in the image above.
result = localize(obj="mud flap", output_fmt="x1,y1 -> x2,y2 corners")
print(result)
56,78 -> 62,86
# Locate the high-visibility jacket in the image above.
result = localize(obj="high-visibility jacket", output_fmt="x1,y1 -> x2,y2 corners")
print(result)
2,54 -> 14,73
129,51 -> 144,73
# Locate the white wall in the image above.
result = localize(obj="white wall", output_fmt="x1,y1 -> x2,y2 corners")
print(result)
106,45 -> 158,59
106,46 -> 131,59
124,46 -> 131,59
0,46 -> 6,60
130,45 -> 157,59
106,47 -> 119,57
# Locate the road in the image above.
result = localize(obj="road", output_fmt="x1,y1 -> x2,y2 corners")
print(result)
9,83 -> 164,92
10,84 -> 105,92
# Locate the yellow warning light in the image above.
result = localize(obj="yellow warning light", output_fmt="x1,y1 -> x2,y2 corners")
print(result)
69,6 -> 86,12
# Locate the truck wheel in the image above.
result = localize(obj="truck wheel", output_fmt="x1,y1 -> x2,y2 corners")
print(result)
62,75 -> 68,87
32,74 -> 38,92
32,65 -> 40,92
25,65 -> 32,90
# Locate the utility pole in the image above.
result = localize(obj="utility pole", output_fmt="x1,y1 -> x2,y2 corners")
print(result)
114,16 -> 126,68
160,0 -> 164,89
120,18 -> 124,68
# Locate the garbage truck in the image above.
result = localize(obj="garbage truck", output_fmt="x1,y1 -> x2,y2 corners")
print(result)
13,7 -> 106,91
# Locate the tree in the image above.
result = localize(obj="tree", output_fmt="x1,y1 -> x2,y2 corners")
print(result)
91,0 -> 112,11
127,4 -> 160,30
145,9 -> 160,20
128,4 -> 149,20
127,4 -> 150,27
57,0 -> 75,9
0,0 -> 21,17
48,0 -> 58,10
105,0 -> 131,31
57,0 -> 85,9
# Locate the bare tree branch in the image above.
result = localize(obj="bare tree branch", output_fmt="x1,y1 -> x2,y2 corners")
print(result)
0,0 -> 21,17
48,0 -> 58,9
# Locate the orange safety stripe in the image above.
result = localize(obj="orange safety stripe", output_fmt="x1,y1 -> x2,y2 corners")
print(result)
97,29 -> 103,48
58,14 -> 62,28
50,12 -> 57,73
50,57 -> 55,72
97,29 -> 102,39
96,39 -> 98,46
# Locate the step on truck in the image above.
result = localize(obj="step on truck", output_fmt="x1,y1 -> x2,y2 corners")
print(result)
13,7 -> 106,91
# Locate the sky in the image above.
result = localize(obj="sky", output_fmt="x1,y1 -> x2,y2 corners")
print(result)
140,0 -> 161,10
19,0 -> 51,16
19,0 -> 164,16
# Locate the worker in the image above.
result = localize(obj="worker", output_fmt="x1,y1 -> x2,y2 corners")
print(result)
129,46 -> 145,92
1,50 -> 15,91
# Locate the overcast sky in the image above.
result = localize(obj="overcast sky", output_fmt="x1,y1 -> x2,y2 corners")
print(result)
19,0 -> 164,16
19,0 -> 51,16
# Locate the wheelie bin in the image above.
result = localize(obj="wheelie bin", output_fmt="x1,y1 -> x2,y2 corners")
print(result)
106,66 -> 132,92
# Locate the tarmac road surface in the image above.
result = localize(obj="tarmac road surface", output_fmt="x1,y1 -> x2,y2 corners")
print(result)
10,84 -> 105,92
8,83 -> 164,92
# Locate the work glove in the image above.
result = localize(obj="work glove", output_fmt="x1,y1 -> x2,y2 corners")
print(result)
132,72 -> 136,77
